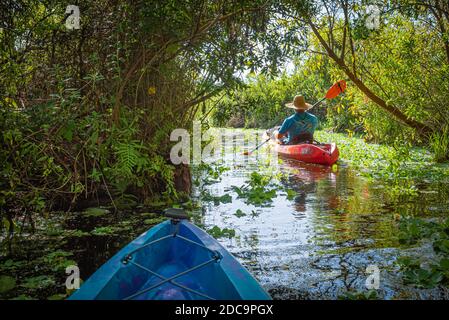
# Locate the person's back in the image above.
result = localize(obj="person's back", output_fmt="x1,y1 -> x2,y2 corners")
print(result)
275,95 -> 318,144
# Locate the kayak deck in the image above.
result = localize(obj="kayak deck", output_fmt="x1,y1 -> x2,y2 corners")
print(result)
69,218 -> 270,300
263,130 -> 339,166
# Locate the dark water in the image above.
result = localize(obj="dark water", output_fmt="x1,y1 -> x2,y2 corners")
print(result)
1,129 -> 449,300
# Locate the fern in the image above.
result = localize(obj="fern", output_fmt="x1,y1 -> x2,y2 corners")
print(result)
110,140 -> 177,198
150,155 -> 176,197
114,141 -> 148,176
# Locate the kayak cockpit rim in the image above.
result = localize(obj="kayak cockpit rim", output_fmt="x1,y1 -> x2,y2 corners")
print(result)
119,211 -> 223,300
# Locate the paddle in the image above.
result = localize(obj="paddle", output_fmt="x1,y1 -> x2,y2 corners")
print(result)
243,80 -> 347,156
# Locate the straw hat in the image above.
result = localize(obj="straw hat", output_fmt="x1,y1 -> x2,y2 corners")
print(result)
285,95 -> 312,110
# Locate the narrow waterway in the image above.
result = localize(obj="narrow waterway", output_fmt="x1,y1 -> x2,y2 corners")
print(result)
1,129 -> 448,300
191,129 -> 449,299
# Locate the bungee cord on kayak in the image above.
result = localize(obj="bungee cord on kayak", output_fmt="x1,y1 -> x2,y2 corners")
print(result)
123,257 -> 219,300
69,209 -> 270,300
124,261 -> 216,300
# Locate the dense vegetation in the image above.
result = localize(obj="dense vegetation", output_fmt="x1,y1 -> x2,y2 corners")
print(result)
211,0 -> 449,161
1,0 -> 298,224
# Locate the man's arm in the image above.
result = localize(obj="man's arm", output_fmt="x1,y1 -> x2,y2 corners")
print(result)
275,131 -> 287,140
275,118 -> 290,141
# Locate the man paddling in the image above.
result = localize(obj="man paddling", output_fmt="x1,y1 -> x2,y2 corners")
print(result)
244,81 -> 346,156
274,95 -> 318,145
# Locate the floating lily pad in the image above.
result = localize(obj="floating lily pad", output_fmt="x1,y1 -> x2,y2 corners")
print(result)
47,293 -> 67,300
207,226 -> 236,239
0,259 -> 26,271
201,192 -> 233,205
144,217 -> 166,225
144,197 -> 170,207
285,189 -> 297,200
21,275 -> 55,289
45,226 -> 65,237
234,209 -> 246,218
41,250 -> 76,272
141,212 -> 160,218
91,226 -> 116,236
42,250 -> 73,261
9,295 -> 36,300
82,207 -> 110,217
115,197 -> 138,210
66,229 -> 90,237
0,275 -> 16,294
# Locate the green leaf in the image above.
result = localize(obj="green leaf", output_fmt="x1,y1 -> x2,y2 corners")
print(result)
207,226 -> 236,239
61,119 -> 75,142
285,189 -> 297,200
82,207 -> 110,217
144,217 -> 165,225
66,229 -> 90,237
234,209 -> 246,218
429,271 -> 443,285
9,295 -> 36,300
21,275 -> 55,289
438,258 -> 449,270
201,192 -> 233,205
47,293 -> 67,300
0,259 -> 26,271
91,226 -> 116,236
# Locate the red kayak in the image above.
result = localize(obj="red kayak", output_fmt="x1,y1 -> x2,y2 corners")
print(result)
264,133 -> 339,166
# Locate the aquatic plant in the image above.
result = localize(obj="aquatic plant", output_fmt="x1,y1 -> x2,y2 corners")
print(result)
231,172 -> 279,206
207,226 -> 236,239
82,207 -> 110,218
200,191 -> 233,206
234,209 -> 246,218
338,289 -> 379,300
91,226 -> 118,236
429,126 -> 449,162
144,217 -> 166,225
21,275 -> 55,290
397,217 -> 449,288
315,130 -> 449,197
193,163 -> 230,186
0,276 -> 16,294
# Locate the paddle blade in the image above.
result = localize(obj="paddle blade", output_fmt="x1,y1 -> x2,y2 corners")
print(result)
325,80 -> 347,99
